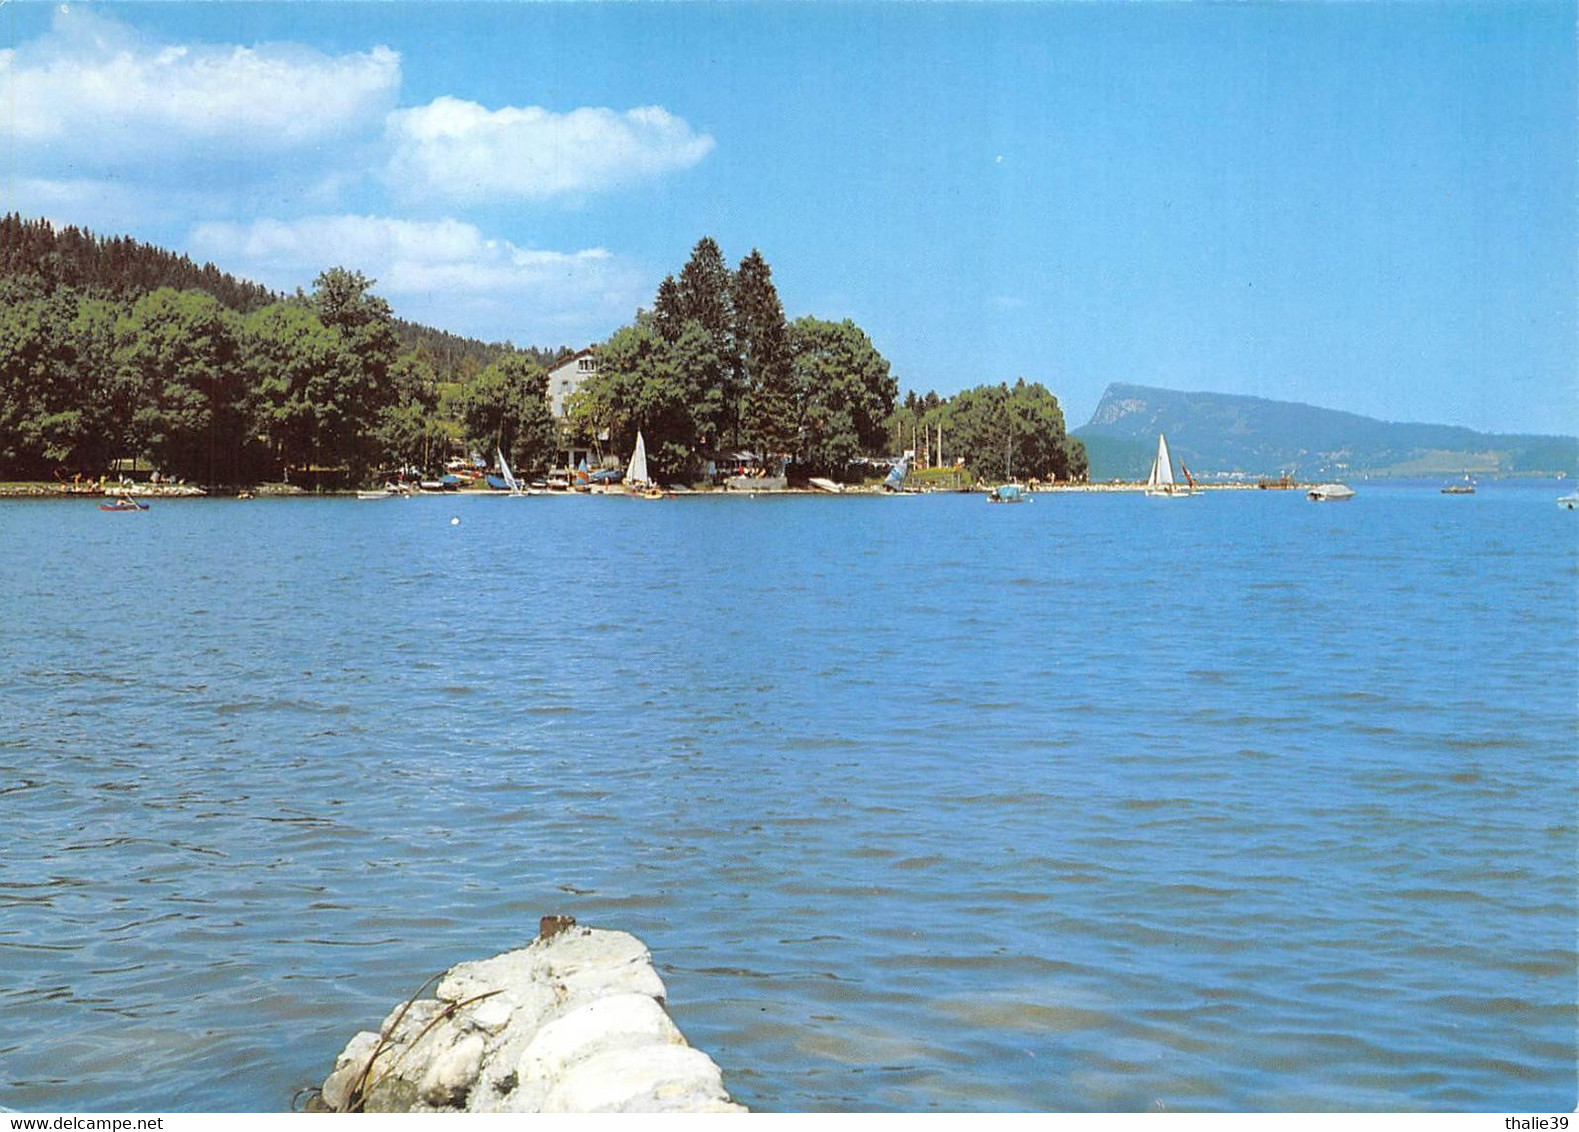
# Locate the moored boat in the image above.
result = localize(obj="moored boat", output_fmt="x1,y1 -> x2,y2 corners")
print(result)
987,483 -> 1030,503
1307,483 -> 1356,501
624,430 -> 664,497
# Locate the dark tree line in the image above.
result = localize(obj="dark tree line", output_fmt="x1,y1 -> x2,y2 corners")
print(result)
0,217 -> 1087,488
0,213 -> 280,314
0,268 -> 428,484
0,217 -> 572,486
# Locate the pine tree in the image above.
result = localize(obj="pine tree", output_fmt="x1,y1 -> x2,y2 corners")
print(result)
674,237 -> 742,446
734,249 -> 795,463
653,275 -> 683,343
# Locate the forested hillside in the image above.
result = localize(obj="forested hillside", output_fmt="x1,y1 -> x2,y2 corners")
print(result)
0,214 -> 279,314
0,215 -> 571,485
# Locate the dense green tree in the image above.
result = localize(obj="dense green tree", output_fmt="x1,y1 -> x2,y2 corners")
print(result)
584,241 -> 905,482
673,238 -> 741,444
458,353 -> 559,476
244,301 -> 342,474
306,268 -> 401,481
0,283 -> 79,476
373,353 -> 449,474
789,317 -> 899,477
735,250 -> 796,461
651,275 -> 684,343
65,296 -> 124,474
941,379 -> 1085,482
114,289 -> 246,484
674,239 -> 734,349
573,317 -> 728,481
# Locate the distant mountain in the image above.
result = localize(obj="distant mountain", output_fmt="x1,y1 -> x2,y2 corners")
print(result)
1074,383 -> 1578,481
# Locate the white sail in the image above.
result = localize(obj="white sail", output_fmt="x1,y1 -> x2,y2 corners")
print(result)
1146,434 -> 1175,490
626,430 -> 650,485
497,448 -> 520,493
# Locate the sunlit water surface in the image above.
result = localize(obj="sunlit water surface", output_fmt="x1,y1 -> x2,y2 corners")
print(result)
1,484 -> 1573,1111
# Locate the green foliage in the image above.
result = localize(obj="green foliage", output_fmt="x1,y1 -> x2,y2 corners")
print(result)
458,353 -> 558,476
0,216 -> 570,485
790,317 -> 898,477
0,283 -> 100,476
373,353 -> 448,473
580,320 -> 720,480
114,288 -> 248,484
582,241 -> 900,482
932,379 -> 1085,482
0,213 -> 278,312
244,301 -> 343,473
735,250 -> 796,460
674,238 -> 735,353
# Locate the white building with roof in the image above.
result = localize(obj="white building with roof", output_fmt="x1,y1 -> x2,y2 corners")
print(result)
547,347 -> 598,420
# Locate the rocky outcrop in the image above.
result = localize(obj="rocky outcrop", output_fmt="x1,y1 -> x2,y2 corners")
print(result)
312,919 -> 745,1114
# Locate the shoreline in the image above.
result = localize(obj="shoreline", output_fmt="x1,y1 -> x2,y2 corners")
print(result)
1,476 -> 1564,500
1,480 -> 1280,499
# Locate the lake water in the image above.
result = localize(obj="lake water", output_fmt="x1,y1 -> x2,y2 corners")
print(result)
1,484 -> 1574,1112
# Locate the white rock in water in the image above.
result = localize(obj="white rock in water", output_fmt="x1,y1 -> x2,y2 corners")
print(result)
314,925 -> 745,1114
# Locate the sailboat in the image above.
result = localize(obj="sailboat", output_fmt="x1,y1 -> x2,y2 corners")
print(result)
497,448 -> 524,496
882,451 -> 914,493
625,430 -> 664,498
1144,433 -> 1193,498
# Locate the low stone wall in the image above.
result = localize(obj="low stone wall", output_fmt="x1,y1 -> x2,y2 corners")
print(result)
311,918 -> 745,1113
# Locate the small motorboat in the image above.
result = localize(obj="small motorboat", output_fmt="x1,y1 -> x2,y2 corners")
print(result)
1558,492 -> 1579,511
987,483 -> 1030,503
100,496 -> 149,512
1306,483 -> 1356,501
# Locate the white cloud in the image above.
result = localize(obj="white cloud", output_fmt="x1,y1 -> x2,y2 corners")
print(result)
3,176 -> 148,228
1,8 -> 399,163
385,97 -> 715,202
188,215 -> 647,344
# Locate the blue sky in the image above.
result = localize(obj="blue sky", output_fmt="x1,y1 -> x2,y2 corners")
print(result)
3,2 -> 1573,435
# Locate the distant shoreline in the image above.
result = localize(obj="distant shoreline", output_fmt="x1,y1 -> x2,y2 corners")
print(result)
2,475 -> 1566,500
